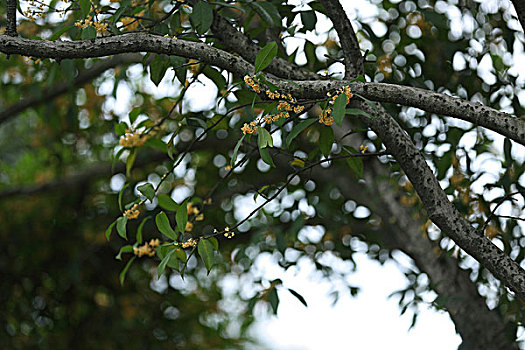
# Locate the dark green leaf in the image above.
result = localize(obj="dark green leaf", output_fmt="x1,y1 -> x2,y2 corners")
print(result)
81,26 -> 97,40
254,42 -> 278,73
158,193 -> 178,211
176,199 -> 188,234
249,2 -> 281,27
105,220 -> 117,240
300,11 -> 316,31
319,126 -> 334,157
137,183 -> 155,202
288,288 -> 308,307
79,0 -> 91,17
126,148 -> 137,177
231,134 -> 245,167
116,245 -> 133,260
345,108 -> 373,119
156,211 -> 178,240
259,146 -> 275,167
149,54 -> 169,86
268,287 -> 279,314
115,122 -> 128,137
119,256 -> 136,285
129,109 -> 141,124
286,119 -> 317,148
191,1 -> 213,35
504,138 -> 512,168
136,216 -> 150,244
118,183 -> 129,211
203,66 -> 227,91
116,216 -> 128,240
158,249 -> 176,276
332,93 -> 348,126
198,239 -> 215,274
209,237 -> 219,250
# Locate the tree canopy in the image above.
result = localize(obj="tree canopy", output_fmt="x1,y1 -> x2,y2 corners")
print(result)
1,0 -> 525,348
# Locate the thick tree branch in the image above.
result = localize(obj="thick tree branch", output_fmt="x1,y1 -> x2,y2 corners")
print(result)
2,34 -> 523,147
209,10 -> 319,80
511,0 -> 525,32
319,0 -> 364,78
0,53 -> 142,125
0,33 -> 253,76
362,161 -> 517,349
355,99 -> 525,299
276,80 -> 525,146
5,0 -> 18,37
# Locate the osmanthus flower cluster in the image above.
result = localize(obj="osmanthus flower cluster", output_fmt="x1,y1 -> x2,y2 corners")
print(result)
241,74 -> 354,132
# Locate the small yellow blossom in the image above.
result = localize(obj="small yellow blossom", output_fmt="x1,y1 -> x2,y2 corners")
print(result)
119,130 -> 148,148
124,203 -> 140,219
360,145 -> 368,154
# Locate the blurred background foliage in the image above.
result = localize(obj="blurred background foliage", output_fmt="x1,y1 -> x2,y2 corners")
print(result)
1,0 -> 525,348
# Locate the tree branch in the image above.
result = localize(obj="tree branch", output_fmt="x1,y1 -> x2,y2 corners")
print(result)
3,34 -> 523,147
319,0 -> 364,78
5,0 -> 18,37
511,0 -> 525,33
356,99 -> 525,300
208,9 -> 319,80
275,80 -> 525,146
0,33 -> 253,77
0,53 -> 142,125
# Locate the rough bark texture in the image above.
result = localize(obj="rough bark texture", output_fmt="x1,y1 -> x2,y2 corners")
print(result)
5,0 -> 18,37
319,0 -> 364,78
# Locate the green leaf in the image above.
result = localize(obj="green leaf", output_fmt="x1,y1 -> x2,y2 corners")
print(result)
191,1 -> 213,35
136,216 -> 150,244
259,147 -> 275,167
288,288 -> 308,307
79,0 -> 91,17
143,138 -> 168,153
300,11 -> 316,31
249,1 -> 281,27
149,54 -> 169,86
504,138 -> 512,168
350,75 -> 366,83
176,199 -> 188,234
116,245 -> 133,260
198,239 -> 215,274
354,92 -> 378,113
81,26 -> 97,40
137,183 -> 155,202
175,248 -> 187,263
344,147 -> 364,179
203,66 -> 227,91
129,109 -> 141,124
156,212 -> 178,240
231,134 -> 245,167
286,119 -> 317,148
319,126 -> 334,157
332,93 -> 348,126
257,127 -> 273,148
158,193 -> 178,211
116,216 -> 128,240
126,148 -> 137,177
118,183 -> 129,212
115,122 -> 128,137
157,249 -> 176,276
105,220 -> 117,240
268,287 -> 279,314
209,237 -> 219,250
119,256 -> 136,285
345,108 -> 373,119
254,42 -> 278,73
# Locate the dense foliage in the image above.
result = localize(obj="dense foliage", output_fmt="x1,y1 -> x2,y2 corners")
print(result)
1,0 -> 525,348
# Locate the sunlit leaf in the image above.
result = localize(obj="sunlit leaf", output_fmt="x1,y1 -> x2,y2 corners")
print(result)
198,239 -> 215,274
254,42 -> 278,73
116,216 -> 128,240
286,119 -> 317,148
155,212 -> 178,240
137,183 -> 155,202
